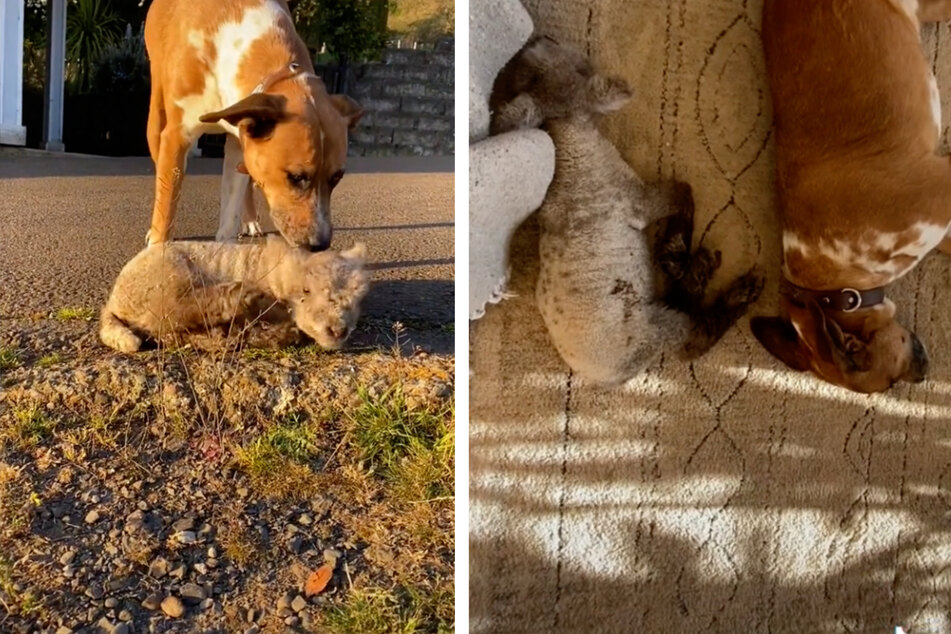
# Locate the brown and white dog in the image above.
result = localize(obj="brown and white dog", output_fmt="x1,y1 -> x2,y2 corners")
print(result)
144,0 -> 363,251
752,0 -> 951,393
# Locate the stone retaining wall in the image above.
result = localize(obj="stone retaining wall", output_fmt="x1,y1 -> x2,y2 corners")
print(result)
347,39 -> 454,157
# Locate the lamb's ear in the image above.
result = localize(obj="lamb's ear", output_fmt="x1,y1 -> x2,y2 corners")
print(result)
588,75 -> 633,113
342,243 -> 367,267
199,93 -> 288,140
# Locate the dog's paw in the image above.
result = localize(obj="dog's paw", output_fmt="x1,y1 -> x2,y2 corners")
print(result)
242,221 -> 263,238
146,227 -> 169,247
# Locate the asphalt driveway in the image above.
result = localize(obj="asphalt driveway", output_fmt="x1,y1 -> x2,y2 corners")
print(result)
0,149 -> 454,352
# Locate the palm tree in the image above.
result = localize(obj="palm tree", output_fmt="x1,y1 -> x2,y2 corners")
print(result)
66,0 -> 123,93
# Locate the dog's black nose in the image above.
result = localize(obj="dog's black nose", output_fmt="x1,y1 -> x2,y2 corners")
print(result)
307,228 -> 332,252
307,238 -> 331,252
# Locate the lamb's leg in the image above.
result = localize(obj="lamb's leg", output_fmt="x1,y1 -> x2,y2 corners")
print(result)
642,303 -> 693,364
232,293 -> 302,349
662,247 -> 721,314
652,181 -> 697,282
682,271 -> 765,359
99,305 -> 143,353
630,180 -> 694,229
241,321 -> 305,349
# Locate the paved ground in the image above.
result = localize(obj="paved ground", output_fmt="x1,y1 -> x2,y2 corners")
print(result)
0,149 -> 454,352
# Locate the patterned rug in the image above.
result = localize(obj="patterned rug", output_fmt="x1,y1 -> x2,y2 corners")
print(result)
470,1 -> 951,631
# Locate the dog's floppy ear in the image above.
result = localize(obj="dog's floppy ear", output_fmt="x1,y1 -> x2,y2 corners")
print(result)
199,93 -> 288,140
751,315 -> 812,372
329,94 -> 364,129
588,75 -> 633,113
792,301 -> 874,372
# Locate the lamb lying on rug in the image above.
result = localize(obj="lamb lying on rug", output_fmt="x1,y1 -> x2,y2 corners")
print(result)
100,237 -> 368,353
491,36 -> 763,385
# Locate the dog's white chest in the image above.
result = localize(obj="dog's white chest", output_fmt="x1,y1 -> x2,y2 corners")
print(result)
784,221 -> 948,282
175,0 -> 285,138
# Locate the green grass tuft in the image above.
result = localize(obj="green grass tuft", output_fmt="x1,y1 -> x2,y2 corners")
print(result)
35,353 -> 62,368
347,386 -> 454,502
7,406 -> 56,449
51,307 -> 95,321
233,413 -> 319,498
0,347 -> 19,372
322,585 -> 453,634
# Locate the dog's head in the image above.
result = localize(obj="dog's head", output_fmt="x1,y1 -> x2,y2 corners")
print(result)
751,297 -> 928,393
200,78 -> 363,252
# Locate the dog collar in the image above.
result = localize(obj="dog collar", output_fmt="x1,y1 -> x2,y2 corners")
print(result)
781,278 -> 886,313
252,62 -> 313,94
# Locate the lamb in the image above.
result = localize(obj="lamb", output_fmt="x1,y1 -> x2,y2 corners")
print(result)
491,36 -> 762,385
99,236 -> 369,353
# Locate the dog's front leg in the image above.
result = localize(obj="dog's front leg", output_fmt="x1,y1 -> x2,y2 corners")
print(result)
147,123 -> 190,245
217,135 -> 257,242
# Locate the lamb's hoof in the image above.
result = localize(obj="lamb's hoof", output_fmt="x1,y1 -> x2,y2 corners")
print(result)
657,233 -> 689,280
681,329 -> 716,360
681,247 -> 721,296
716,270 -> 765,311
681,269 -> 765,360
113,332 -> 143,353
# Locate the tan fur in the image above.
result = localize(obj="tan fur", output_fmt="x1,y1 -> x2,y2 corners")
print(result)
99,237 -> 369,353
754,0 -> 948,392
144,0 -> 363,249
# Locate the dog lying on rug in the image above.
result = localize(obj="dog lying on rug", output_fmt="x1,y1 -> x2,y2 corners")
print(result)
491,36 -> 763,385
100,237 -> 368,353
752,0 -> 941,392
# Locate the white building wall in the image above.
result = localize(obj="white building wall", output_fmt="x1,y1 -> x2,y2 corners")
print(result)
0,0 -> 26,146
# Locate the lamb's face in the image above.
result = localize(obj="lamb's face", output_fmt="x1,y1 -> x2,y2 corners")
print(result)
507,36 -> 595,118
289,244 -> 369,350
496,36 -> 633,121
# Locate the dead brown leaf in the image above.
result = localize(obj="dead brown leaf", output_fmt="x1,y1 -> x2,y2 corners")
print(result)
304,563 -> 334,597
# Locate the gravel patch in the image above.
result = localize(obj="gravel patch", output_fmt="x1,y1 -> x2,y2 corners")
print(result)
0,319 -> 454,632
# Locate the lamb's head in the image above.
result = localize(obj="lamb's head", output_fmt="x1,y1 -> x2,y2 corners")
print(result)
491,36 -> 633,131
288,243 -> 369,350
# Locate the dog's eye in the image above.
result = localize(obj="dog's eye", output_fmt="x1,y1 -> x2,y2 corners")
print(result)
302,288 -> 310,295
287,171 -> 310,189
329,169 -> 345,190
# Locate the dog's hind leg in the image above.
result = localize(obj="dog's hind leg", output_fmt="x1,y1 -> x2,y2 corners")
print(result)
217,135 -> 255,242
